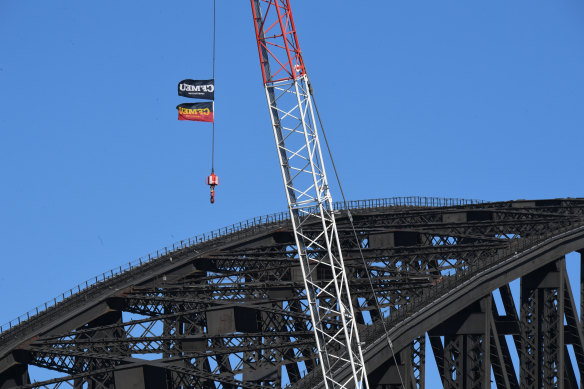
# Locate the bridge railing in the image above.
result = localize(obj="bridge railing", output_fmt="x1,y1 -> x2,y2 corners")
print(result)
0,196 -> 481,336
340,196 -> 482,210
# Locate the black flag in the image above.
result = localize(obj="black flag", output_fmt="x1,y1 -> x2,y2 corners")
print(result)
178,79 -> 214,100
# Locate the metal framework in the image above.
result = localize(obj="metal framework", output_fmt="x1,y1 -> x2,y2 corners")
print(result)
250,1 -> 367,388
1,197 -> 584,388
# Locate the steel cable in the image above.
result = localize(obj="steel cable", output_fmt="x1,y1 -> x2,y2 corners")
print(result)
211,0 -> 216,171
309,82 -> 407,389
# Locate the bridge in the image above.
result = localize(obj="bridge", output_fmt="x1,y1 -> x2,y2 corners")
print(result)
1,197 -> 583,388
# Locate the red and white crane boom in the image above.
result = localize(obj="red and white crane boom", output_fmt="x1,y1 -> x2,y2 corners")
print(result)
250,1 -> 369,388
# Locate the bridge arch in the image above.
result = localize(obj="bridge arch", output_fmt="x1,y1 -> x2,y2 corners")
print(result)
0,197 -> 583,388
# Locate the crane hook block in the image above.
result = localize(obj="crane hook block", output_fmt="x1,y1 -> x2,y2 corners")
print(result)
206,172 -> 220,204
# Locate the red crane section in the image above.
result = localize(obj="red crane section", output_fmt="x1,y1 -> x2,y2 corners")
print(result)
251,0 -> 306,84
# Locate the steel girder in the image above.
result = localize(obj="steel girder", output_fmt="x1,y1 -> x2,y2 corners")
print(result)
0,198 -> 584,388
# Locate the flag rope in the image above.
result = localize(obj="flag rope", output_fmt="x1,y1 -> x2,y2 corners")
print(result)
211,0 -> 216,172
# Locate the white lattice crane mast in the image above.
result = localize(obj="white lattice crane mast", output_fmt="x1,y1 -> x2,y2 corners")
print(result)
250,1 -> 369,388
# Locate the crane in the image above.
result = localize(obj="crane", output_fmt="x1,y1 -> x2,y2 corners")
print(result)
249,1 -> 369,388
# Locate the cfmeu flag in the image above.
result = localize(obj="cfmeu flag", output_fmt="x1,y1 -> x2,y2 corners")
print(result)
177,102 -> 214,122
178,79 -> 214,100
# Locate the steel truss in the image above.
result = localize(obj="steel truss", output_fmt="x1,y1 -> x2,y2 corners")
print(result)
250,0 -> 367,388
0,198 -> 584,388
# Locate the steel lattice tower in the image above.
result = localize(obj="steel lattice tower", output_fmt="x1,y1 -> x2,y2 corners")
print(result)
250,1 -> 367,387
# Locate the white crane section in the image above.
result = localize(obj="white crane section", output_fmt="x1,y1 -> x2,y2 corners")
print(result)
250,1 -> 369,387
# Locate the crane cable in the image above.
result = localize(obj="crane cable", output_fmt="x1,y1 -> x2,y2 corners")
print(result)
309,84 -> 407,389
211,0 -> 216,172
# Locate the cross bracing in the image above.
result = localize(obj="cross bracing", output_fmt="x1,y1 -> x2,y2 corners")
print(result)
1,197 -> 584,388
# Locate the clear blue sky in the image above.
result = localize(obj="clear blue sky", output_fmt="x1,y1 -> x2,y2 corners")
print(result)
1,0 -> 583,385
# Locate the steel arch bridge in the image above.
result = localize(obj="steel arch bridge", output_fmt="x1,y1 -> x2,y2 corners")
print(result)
1,197 -> 584,389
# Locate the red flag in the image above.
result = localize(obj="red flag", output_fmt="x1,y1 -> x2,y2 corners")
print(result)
177,102 -> 214,122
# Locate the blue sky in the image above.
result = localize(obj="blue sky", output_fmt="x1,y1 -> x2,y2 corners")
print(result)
1,0 -> 583,385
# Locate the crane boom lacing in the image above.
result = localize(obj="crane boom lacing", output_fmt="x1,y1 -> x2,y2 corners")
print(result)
250,1 -> 369,387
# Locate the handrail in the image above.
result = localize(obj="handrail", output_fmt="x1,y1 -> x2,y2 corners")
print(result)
0,196 -> 481,338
